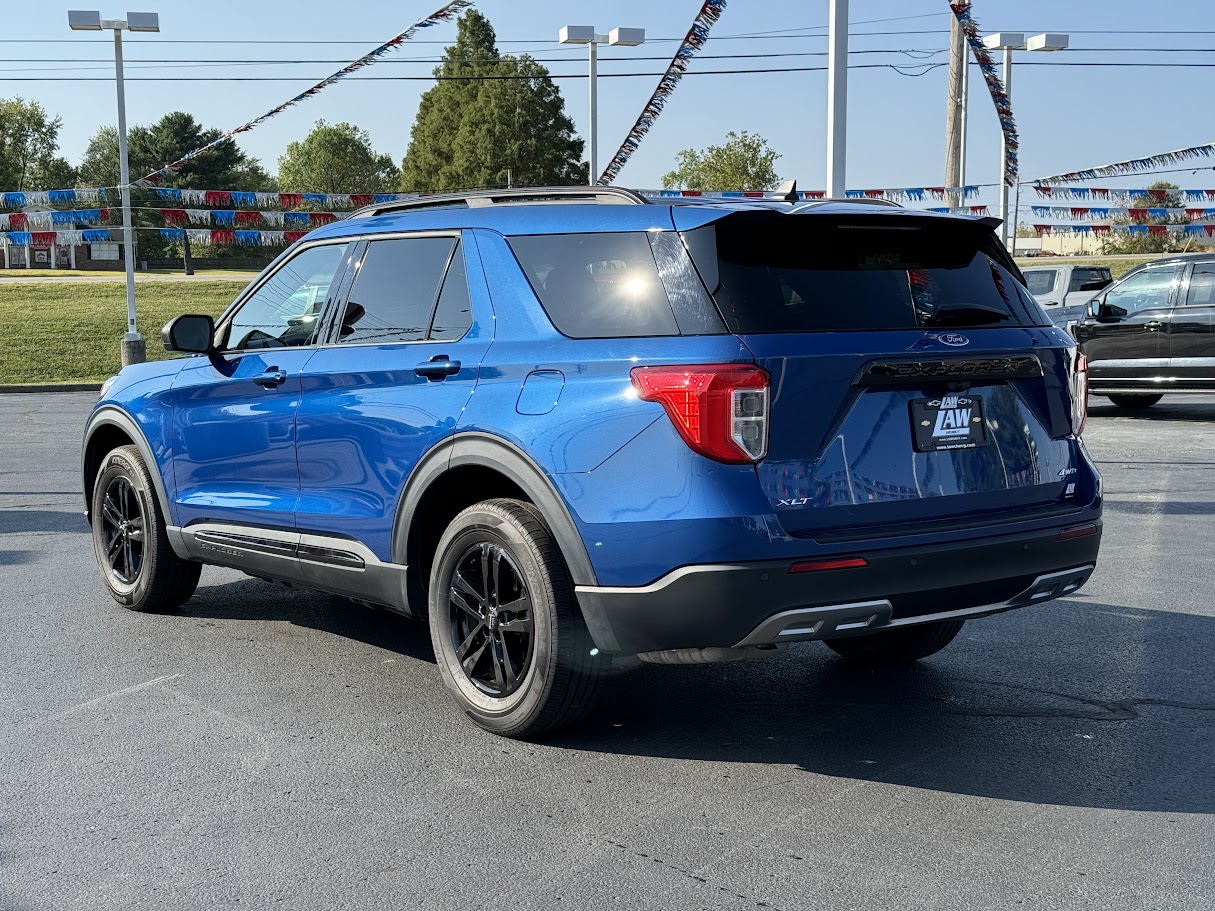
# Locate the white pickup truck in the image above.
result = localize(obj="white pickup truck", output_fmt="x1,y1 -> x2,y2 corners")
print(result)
1021,264 -> 1114,333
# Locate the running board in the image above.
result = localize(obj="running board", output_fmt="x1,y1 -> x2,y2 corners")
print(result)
168,523 -> 410,613
732,565 -> 1094,648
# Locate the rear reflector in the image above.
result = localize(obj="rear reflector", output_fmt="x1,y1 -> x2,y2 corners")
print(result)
1057,523 -> 1098,541
789,557 -> 869,574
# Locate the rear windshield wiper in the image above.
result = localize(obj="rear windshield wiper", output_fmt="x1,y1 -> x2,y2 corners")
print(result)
919,304 -> 1011,327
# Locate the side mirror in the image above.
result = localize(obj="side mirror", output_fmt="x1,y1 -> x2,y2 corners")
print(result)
162,314 -> 215,353
1087,298 -> 1102,318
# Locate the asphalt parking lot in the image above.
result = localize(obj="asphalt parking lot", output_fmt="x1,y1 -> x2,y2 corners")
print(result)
1,393 -> 1213,911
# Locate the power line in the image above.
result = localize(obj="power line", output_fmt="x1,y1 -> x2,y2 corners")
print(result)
0,11 -> 952,46
10,59 -> 1215,83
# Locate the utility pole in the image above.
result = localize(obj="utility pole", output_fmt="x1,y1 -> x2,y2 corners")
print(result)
944,16 -> 966,208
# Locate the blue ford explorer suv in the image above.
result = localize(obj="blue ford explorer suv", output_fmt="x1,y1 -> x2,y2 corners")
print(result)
82,186 -> 1102,737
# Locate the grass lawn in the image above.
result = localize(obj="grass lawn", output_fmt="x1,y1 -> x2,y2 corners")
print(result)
0,280 -> 245,384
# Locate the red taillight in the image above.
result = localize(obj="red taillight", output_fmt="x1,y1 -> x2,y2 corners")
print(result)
789,557 -> 869,574
1072,352 -> 1088,436
630,364 -> 769,464
1058,522 -> 1097,541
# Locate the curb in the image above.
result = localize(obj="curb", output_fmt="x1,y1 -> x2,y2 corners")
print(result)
0,383 -> 103,394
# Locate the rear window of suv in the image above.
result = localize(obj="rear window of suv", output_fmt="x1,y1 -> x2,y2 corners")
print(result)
683,215 -> 1046,333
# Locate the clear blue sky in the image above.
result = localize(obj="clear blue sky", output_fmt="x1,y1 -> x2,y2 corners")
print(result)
8,0 -> 1215,212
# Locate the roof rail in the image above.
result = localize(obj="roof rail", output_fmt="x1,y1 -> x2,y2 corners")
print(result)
351,185 -> 648,218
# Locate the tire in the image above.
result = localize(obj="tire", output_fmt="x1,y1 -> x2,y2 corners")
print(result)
428,498 -> 603,738
824,619 -> 965,667
1107,393 -> 1162,409
91,445 -> 202,612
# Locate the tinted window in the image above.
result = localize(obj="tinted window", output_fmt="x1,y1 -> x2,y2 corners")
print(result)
1024,270 -> 1057,296
429,241 -> 473,340
1185,264 -> 1215,306
1105,268 -> 1174,317
508,232 -> 679,338
226,242 -> 349,350
1068,268 -> 1111,292
339,237 -> 455,344
685,217 -> 1043,333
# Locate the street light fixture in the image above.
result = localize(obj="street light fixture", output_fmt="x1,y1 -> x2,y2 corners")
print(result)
982,30 -> 1070,251
559,25 -> 645,184
68,10 -> 160,366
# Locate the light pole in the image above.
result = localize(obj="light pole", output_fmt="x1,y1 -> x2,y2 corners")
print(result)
69,10 -> 160,367
826,0 -> 848,197
982,31 -> 1069,251
559,25 -> 645,184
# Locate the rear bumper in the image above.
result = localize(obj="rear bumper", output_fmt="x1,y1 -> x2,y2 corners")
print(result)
575,521 -> 1101,654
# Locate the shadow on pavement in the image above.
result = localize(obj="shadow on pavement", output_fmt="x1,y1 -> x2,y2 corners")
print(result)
1104,499 -> 1215,515
547,599 -> 1215,815
180,576 -> 436,664
1088,399 -> 1215,422
0,509 -> 87,535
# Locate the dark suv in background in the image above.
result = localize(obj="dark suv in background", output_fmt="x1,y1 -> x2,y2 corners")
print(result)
1074,253 -> 1215,408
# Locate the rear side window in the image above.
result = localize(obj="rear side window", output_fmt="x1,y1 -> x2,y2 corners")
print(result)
508,232 -> 679,338
1186,264 -> 1215,306
339,236 -> 455,344
1024,270 -> 1057,295
1068,268 -> 1111,292
683,217 -> 1045,332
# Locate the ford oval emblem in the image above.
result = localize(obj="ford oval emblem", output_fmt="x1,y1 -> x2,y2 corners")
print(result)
939,333 -> 970,347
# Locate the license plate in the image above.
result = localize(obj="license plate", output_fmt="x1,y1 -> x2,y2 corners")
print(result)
910,394 -> 988,452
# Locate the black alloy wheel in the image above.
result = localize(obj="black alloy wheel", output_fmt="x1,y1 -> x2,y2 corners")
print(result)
449,541 -> 535,698
90,444 -> 202,611
99,474 -> 145,585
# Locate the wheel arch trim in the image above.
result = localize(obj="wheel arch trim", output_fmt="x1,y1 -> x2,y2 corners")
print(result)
82,406 -> 182,555
392,431 -> 597,587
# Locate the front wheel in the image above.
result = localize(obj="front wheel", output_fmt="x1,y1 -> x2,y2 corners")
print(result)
824,619 -> 965,667
91,445 -> 201,611
1107,393 -> 1163,409
428,498 -> 603,738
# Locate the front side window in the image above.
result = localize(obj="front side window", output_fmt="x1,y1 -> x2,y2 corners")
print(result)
338,237 -> 455,344
1105,267 -> 1175,317
225,242 -> 349,350
508,232 -> 680,338
1024,270 -> 1057,296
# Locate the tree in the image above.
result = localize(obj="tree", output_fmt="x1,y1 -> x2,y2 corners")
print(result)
77,113 -> 275,266
77,113 -> 274,191
400,10 -> 586,191
661,131 -> 781,191
0,97 -> 65,189
1100,181 -> 1194,255
278,120 -> 399,193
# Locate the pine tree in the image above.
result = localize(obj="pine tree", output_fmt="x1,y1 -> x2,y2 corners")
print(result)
400,11 -> 587,191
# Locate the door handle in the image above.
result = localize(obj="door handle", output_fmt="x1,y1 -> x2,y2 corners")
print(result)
252,369 -> 288,388
1144,320 -> 1162,330
414,355 -> 461,380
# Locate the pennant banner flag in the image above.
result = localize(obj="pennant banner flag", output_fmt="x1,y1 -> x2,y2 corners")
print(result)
1034,141 -> 1215,185
1026,205 -> 1215,221
1031,223 -> 1215,236
598,0 -> 727,185
139,0 -> 472,184
950,1 -> 1018,186
1033,186 -> 1215,204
